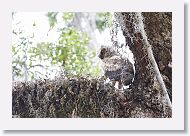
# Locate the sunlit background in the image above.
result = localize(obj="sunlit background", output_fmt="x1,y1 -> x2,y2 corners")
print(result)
12,12 -> 133,81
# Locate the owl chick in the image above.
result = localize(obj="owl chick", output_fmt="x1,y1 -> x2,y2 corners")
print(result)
98,46 -> 134,89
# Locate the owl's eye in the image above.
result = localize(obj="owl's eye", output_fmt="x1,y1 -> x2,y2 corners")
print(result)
101,48 -> 106,53
99,52 -> 104,59
98,48 -> 106,59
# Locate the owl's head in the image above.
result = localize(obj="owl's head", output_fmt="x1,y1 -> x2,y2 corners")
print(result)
98,46 -> 118,59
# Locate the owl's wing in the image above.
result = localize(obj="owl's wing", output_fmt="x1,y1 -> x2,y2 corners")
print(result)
105,69 -> 122,81
102,56 -> 125,71
102,55 -> 134,85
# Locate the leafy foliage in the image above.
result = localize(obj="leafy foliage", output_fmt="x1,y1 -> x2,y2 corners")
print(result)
12,26 -> 35,80
62,12 -> 74,22
33,27 -> 102,77
46,12 -> 58,28
12,12 -> 103,81
96,12 -> 113,32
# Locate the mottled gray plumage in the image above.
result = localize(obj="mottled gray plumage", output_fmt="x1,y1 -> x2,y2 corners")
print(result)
98,46 -> 134,88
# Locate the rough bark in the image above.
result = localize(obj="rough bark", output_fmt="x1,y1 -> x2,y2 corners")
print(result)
142,13 -> 172,102
115,12 -> 172,117
12,77 -> 144,118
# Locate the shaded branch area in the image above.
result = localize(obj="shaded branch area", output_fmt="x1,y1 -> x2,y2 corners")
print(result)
12,76 -> 168,118
12,77 -> 123,118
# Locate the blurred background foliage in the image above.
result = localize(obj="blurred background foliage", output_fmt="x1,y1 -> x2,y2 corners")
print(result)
96,12 -> 113,32
12,12 -> 112,81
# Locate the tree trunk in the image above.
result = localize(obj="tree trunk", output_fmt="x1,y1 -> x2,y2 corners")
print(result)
142,12 -> 172,102
115,12 -> 172,117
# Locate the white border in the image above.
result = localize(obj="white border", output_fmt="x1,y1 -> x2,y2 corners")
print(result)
0,0 -> 184,130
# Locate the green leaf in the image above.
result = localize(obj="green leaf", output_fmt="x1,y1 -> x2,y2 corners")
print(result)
46,12 -> 58,28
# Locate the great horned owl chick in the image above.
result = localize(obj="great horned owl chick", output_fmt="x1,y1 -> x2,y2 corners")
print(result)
98,46 -> 134,89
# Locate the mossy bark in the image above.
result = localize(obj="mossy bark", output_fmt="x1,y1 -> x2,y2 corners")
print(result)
12,77 -> 132,118
142,12 -> 172,101
115,12 -> 172,117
